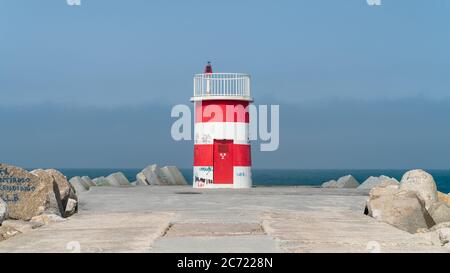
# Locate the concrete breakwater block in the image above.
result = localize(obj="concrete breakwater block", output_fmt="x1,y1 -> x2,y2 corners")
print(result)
106,172 -> 130,187
81,176 -> 96,187
137,165 -> 187,186
322,175 -> 359,188
69,176 -> 90,192
92,176 -> 110,186
136,172 -> 149,186
142,164 -> 168,185
335,175 -> 359,188
160,166 -> 188,185
321,180 -> 337,188
159,167 -> 177,185
357,175 -> 399,190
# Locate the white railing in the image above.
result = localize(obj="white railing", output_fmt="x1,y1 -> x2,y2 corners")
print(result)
193,73 -> 251,99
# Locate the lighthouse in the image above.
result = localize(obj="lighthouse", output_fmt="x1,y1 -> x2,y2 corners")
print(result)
192,62 -> 253,188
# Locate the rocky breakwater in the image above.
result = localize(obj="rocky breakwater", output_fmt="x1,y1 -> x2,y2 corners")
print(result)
69,172 -> 131,191
357,175 -> 399,190
70,164 -> 188,191
0,163 -> 78,241
321,174 -> 399,190
321,175 -> 360,188
135,164 -> 188,186
364,169 -> 450,249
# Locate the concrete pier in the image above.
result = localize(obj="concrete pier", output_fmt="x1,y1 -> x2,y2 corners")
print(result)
0,186 -> 446,253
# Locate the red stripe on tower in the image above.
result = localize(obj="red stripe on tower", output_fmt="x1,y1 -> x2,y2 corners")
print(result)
194,144 -> 251,166
195,100 -> 250,123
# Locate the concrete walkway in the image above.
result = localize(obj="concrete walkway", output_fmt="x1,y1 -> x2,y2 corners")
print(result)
0,186 -> 446,253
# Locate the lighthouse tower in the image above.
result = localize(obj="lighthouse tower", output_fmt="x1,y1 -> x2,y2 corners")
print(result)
192,62 -> 253,188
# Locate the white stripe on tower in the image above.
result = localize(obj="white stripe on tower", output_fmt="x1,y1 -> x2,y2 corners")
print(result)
194,122 -> 249,145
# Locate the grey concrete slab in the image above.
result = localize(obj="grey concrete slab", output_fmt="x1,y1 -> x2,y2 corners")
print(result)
262,211 -> 445,253
0,212 -> 173,253
150,235 -> 280,253
164,222 -> 265,237
0,186 -> 447,253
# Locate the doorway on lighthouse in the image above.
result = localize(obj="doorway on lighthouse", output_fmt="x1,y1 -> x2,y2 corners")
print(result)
213,139 -> 234,184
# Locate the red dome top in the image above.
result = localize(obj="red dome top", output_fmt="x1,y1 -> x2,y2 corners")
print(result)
204,61 -> 213,74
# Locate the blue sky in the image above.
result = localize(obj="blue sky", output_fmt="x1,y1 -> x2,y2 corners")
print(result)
1,0 -> 450,169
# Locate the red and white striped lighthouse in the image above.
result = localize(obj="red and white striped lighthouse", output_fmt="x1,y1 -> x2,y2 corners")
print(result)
191,62 -> 252,188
